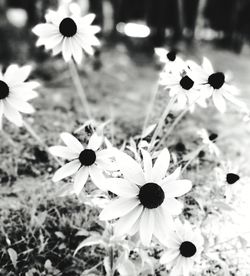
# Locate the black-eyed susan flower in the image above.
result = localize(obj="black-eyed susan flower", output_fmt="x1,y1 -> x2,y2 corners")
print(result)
50,132 -> 115,195
160,221 -> 203,276
32,10 -> 101,64
0,64 -> 39,127
99,148 -> 192,246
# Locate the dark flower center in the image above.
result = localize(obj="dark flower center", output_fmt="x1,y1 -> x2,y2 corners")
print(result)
180,76 -> 194,90
179,241 -> 197,257
208,133 -> 218,141
167,51 -> 176,62
226,173 -> 240,185
79,149 -> 96,166
59,17 -> 77,37
138,182 -> 165,209
208,72 -> 225,89
0,80 -> 10,100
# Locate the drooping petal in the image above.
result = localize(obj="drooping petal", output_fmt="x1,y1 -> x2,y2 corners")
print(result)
60,132 -> 83,153
62,38 -> 72,62
114,205 -> 143,236
52,160 -> 80,182
152,148 -> 170,182
163,180 -> 192,198
106,178 -> 139,197
3,101 -> 23,127
74,166 -> 89,195
99,197 -> 140,221
49,146 -> 78,160
212,91 -> 226,113
71,37 -> 83,64
140,209 -> 155,246
115,150 -> 145,185
89,164 -> 107,190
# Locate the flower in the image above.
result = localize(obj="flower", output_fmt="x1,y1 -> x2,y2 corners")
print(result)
50,132 -> 115,195
99,148 -> 192,246
32,10 -> 101,64
189,57 -> 246,113
0,64 -> 39,128
159,68 -> 206,110
198,128 -> 220,157
160,221 -> 203,276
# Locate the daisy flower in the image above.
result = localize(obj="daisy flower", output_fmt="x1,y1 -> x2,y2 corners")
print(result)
189,57 -> 246,113
50,132 -> 115,195
0,64 -> 39,128
32,10 -> 101,64
160,69 -> 206,110
99,148 -> 192,246
160,221 -> 204,276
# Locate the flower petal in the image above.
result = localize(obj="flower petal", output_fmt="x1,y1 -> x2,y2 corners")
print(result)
152,148 -> 170,182
89,164 -> 107,190
3,101 -> 23,127
114,205 -> 143,236
62,38 -> 72,62
141,149 -> 152,182
106,178 -> 139,197
52,160 -> 80,182
74,166 -> 89,195
163,180 -> 192,198
160,249 -> 179,265
60,132 -> 83,153
3,64 -> 19,81
71,37 -> 83,64
202,57 -> 214,74
49,146 -> 78,159
163,198 -> 184,216
99,197 -> 139,221
140,209 -> 155,246
212,91 -> 226,113
87,132 -> 103,151
32,23 -> 58,37
7,96 -> 35,114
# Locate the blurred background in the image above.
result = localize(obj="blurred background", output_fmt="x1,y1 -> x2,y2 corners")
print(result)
0,0 -> 250,65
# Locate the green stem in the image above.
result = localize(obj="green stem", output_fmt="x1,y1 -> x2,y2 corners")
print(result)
68,61 -> 92,120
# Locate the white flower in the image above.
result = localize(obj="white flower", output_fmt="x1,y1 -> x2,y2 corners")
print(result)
0,64 -> 39,128
99,148 -> 192,246
32,10 -> 101,64
160,221 -> 203,276
198,128 -> 220,157
160,69 -> 205,110
50,132 -> 115,195
189,57 -> 245,113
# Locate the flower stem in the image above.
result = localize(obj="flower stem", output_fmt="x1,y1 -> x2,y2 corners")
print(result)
149,95 -> 177,151
140,83 -> 159,141
23,120 -> 63,165
155,107 -> 189,151
68,61 -> 92,120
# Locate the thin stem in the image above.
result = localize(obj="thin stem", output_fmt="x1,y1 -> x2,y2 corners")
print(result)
155,107 -> 189,151
23,120 -> 63,165
149,95 -> 177,151
140,83 -> 159,141
68,61 -> 92,120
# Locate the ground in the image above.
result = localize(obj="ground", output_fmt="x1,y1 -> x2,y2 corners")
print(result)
0,41 -> 250,275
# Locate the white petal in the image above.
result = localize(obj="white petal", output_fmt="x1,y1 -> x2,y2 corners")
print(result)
62,38 -> 72,62
60,132 -> 83,153
160,250 -> 179,264
89,165 -> 107,190
71,37 -> 83,64
44,34 -> 63,50
74,166 -> 89,195
87,132 -> 103,151
202,57 -> 214,74
52,160 -> 80,182
75,34 -> 94,55
32,23 -> 58,37
106,178 -> 139,197
163,198 -> 184,215
162,167 -> 181,184
7,96 -> 35,114
3,101 -> 23,127
88,25 -> 101,34
115,150 -> 145,185
114,205 -> 143,236
12,81 -> 40,91
163,180 -> 192,198
12,65 -> 32,84
141,149 -> 152,182
80,13 -> 96,25
49,146 -> 78,159
99,198 -> 139,221
3,64 -> 19,81
212,91 -> 226,113
96,157 -> 118,171
152,148 -> 170,182
52,43 -> 63,56
140,209 -> 155,246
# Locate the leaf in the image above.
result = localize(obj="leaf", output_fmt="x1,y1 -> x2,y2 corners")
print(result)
141,124 -> 156,139
74,236 -> 106,256
7,248 -> 17,268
